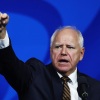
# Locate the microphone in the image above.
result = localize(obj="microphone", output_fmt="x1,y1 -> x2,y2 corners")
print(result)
77,75 -> 89,100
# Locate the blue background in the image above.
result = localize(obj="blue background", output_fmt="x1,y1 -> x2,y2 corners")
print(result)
0,0 -> 100,100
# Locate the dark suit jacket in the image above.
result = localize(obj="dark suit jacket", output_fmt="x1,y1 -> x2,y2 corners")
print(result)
0,45 -> 100,100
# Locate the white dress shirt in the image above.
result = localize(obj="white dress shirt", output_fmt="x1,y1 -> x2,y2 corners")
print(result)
57,68 -> 82,100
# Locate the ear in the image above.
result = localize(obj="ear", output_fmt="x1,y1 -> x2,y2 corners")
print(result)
80,47 -> 85,61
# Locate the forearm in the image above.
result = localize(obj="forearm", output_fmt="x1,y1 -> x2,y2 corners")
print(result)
0,31 -> 9,49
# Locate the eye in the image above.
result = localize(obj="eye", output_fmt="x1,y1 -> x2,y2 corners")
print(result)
67,46 -> 75,49
54,45 -> 62,49
55,45 -> 61,48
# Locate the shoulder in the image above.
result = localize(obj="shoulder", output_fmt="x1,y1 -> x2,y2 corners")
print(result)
78,72 -> 100,87
86,75 -> 100,86
25,57 -> 46,71
25,57 -> 45,66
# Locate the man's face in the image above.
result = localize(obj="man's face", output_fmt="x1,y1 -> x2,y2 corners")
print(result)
50,28 -> 84,76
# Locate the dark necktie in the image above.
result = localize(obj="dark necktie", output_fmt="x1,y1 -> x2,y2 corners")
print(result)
61,76 -> 71,100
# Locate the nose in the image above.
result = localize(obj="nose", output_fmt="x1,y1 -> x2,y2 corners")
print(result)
61,46 -> 67,56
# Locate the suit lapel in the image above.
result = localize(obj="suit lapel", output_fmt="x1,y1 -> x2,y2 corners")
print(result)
77,71 -> 90,100
47,63 -> 63,100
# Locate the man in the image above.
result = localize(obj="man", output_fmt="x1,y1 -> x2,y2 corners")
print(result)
0,12 -> 100,100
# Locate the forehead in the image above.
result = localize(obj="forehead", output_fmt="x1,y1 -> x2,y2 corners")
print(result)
54,28 -> 79,42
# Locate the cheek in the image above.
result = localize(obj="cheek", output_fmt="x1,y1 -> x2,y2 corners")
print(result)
52,51 -> 57,59
51,50 -> 59,60
68,52 -> 78,62
72,52 -> 81,62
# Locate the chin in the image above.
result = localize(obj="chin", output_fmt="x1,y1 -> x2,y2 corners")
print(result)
57,68 -> 69,73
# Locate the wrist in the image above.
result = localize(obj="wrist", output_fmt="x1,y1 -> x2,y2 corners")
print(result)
0,27 -> 6,39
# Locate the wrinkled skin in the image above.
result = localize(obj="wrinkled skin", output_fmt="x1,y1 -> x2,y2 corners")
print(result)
50,28 -> 85,76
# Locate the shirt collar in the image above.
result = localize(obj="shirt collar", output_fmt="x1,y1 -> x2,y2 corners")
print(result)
57,68 -> 77,84
69,68 -> 77,84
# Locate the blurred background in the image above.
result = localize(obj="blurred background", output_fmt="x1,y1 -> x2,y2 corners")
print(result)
0,0 -> 100,100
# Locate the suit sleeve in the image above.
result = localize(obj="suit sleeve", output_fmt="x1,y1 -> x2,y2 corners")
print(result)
0,44 -> 36,94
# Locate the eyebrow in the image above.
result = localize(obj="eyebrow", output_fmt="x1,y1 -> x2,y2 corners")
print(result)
54,43 -> 74,46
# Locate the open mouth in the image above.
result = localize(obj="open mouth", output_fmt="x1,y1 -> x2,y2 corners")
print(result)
59,59 -> 69,63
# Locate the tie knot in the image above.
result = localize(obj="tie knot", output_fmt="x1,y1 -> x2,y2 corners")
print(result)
61,76 -> 70,82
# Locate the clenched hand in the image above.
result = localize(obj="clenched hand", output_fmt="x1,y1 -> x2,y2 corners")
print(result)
0,12 -> 9,39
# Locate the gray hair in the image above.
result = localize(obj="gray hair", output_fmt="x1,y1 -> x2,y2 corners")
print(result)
50,26 -> 84,47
